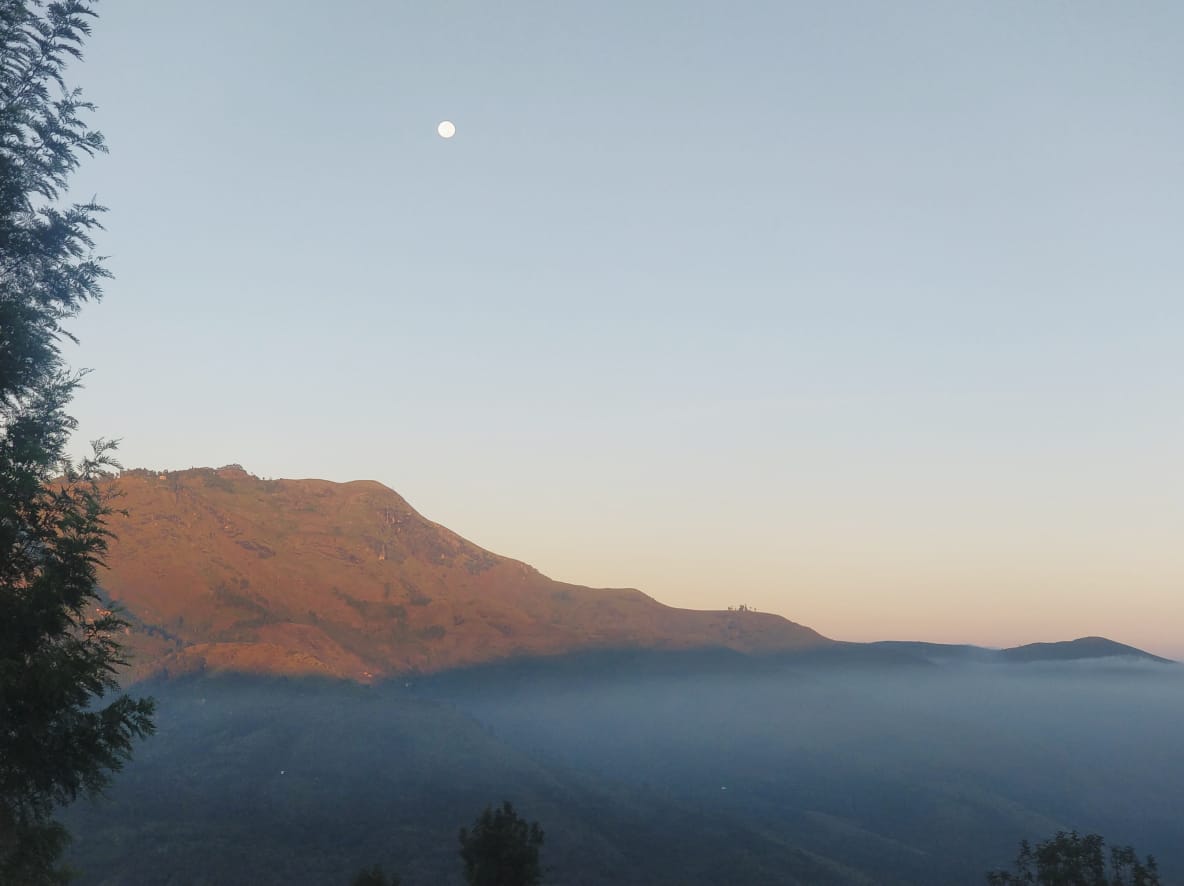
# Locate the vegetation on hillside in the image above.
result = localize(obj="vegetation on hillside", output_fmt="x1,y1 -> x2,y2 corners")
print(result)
352,801 -> 544,886
988,831 -> 1160,885
459,802 -> 545,886
352,863 -> 400,886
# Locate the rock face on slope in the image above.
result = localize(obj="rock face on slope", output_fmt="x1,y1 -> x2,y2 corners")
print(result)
101,466 -> 830,681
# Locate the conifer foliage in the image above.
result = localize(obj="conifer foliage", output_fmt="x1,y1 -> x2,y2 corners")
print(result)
988,831 -> 1160,886
459,802 -> 545,886
1,1 -> 154,881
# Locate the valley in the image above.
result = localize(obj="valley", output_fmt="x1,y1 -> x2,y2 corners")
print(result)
60,466 -> 1184,885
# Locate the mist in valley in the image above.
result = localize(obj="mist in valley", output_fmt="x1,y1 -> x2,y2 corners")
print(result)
430,656 -> 1184,884
63,655 -> 1184,885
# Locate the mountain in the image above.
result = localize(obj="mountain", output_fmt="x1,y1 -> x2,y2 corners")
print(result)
868,641 -> 997,664
999,636 -> 1174,664
99,466 -> 829,681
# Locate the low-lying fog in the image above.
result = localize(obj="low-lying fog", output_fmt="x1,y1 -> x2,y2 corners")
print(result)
64,656 -> 1183,885
432,656 -> 1184,884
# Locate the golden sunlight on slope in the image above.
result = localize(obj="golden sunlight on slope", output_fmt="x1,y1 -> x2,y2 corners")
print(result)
100,466 -> 831,681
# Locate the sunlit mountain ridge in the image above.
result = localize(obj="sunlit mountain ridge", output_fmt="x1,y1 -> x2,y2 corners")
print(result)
100,465 -> 829,681
99,465 -> 1172,682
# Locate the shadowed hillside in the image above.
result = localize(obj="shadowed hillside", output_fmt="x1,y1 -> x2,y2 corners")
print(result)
1000,636 -> 1175,664
63,661 -> 1184,886
100,466 -> 829,681
871,638 -> 1175,666
62,676 -> 873,886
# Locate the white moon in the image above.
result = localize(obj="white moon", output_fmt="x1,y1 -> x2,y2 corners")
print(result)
437,120 -> 456,139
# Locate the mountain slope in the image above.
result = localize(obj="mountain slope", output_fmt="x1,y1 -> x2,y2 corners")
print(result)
100,466 -> 829,680
63,676 -> 875,886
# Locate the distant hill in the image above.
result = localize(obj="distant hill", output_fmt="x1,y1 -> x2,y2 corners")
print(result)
99,466 -> 830,681
999,636 -> 1174,664
868,641 -> 996,664
870,638 -> 1174,666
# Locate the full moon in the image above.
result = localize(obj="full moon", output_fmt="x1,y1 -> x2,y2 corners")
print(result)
437,120 -> 456,139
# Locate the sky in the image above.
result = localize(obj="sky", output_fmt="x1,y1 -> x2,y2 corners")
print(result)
63,1 -> 1183,658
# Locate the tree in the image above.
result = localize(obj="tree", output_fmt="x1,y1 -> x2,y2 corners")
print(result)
351,864 -> 400,886
458,801 -> 545,886
987,831 -> 1160,886
1,1 -> 154,882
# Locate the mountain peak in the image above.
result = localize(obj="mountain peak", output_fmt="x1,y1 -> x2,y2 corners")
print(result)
101,467 -> 829,682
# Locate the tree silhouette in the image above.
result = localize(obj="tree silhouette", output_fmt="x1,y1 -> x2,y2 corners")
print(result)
0,1 -> 154,881
987,831 -> 1160,885
351,864 -> 400,886
458,801 -> 545,886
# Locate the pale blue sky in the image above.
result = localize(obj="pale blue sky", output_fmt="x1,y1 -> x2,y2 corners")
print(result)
66,2 -> 1183,656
